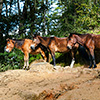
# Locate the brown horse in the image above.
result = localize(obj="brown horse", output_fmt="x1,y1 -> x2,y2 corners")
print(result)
31,34 -> 80,68
5,38 -> 48,70
67,33 -> 100,68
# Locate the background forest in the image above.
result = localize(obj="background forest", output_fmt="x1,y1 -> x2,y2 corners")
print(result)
0,0 -> 100,71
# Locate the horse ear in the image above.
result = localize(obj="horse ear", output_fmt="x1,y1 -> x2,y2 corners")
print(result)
6,38 -> 10,41
32,34 -> 35,37
33,34 -> 38,37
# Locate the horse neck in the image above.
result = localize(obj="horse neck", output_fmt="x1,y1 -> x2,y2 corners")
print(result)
14,42 -> 19,49
75,35 -> 85,46
14,40 -> 24,49
13,41 -> 19,49
39,37 -> 49,47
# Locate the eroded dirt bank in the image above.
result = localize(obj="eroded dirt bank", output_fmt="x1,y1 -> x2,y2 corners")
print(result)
0,60 -> 100,100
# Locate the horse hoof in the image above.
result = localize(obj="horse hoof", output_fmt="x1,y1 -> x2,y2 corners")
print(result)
23,67 -> 26,70
26,67 -> 30,70
53,67 -> 56,70
89,65 -> 92,68
93,65 -> 97,69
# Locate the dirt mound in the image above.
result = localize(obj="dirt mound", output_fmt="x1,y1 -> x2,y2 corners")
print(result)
0,60 -> 100,100
29,59 -> 55,73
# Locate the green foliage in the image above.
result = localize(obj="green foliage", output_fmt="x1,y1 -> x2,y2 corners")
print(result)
29,54 -> 42,64
0,49 -> 23,72
75,3 -> 99,30
50,0 -> 100,34
0,49 -> 42,72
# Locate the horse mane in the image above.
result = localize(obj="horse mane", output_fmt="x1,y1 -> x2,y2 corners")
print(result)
12,39 -> 25,41
69,32 -> 91,35
12,39 -> 25,47
68,33 -> 91,38
69,33 -> 81,37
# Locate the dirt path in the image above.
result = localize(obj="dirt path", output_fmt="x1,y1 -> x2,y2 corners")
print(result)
0,60 -> 100,100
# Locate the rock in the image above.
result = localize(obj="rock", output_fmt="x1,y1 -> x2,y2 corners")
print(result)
29,60 -> 55,73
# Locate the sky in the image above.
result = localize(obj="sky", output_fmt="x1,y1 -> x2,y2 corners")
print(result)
2,0 -> 24,15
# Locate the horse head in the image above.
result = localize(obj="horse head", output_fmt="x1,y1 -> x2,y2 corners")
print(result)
31,34 -> 41,50
5,38 -> 15,52
67,33 -> 77,49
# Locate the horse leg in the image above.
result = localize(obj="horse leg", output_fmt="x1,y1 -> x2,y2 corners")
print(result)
23,52 -> 29,70
87,50 -> 93,68
70,58 -> 75,68
88,56 -> 93,68
51,51 -> 56,66
40,50 -> 48,62
90,49 -> 97,68
70,50 -> 75,68
46,51 -> 49,62
23,56 -> 26,69
26,53 -> 29,70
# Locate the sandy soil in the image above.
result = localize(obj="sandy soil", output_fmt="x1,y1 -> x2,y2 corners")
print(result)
0,60 -> 100,100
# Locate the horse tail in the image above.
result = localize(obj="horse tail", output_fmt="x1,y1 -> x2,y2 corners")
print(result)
78,45 -> 89,62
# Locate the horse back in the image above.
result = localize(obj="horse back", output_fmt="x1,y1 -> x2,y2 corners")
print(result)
48,37 -> 69,52
81,34 -> 100,49
20,39 -> 33,52
23,39 -> 46,55
39,36 -> 51,47
92,35 -> 100,48
54,37 -> 68,46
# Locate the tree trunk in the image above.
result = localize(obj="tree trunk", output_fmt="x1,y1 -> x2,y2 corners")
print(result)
29,0 -> 35,35
0,0 -> 3,19
18,0 -> 25,36
17,0 -> 20,15
17,0 -> 21,35
9,0 -> 13,15
5,0 -> 8,17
